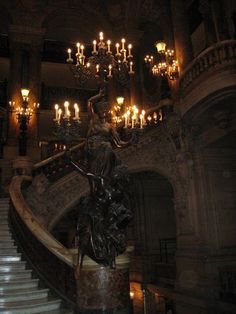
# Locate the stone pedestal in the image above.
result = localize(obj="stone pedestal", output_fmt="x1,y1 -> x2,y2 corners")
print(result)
76,254 -> 131,314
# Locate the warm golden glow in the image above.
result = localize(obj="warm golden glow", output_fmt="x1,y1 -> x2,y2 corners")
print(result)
130,291 -> 134,299
145,42 -> 179,80
67,32 -> 134,82
99,32 -> 104,41
116,97 -> 124,106
155,41 -> 166,53
21,88 -> 30,99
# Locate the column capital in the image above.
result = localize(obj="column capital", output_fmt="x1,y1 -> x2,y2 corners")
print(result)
8,24 -> 45,48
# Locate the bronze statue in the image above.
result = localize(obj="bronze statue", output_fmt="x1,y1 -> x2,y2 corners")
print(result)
67,87 -> 134,278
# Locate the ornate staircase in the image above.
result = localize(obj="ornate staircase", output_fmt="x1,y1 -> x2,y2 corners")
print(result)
0,197 -> 73,314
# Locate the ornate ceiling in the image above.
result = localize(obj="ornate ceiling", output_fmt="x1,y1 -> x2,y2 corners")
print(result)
0,0 -> 166,44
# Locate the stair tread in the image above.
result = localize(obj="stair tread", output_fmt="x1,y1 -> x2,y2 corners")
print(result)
0,287 -> 49,295
0,260 -> 22,266
0,268 -> 31,273
0,278 -> 39,285
0,197 -> 67,313
0,261 -> 25,266
40,310 -> 73,314
0,297 -> 61,308
0,253 -> 21,257
0,238 -> 14,242
0,287 -> 46,295
0,247 -> 17,250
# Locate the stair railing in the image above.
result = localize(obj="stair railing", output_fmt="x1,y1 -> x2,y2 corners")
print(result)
9,174 -> 77,308
8,141 -> 88,309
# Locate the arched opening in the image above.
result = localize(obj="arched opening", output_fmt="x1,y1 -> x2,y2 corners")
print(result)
128,171 -> 176,284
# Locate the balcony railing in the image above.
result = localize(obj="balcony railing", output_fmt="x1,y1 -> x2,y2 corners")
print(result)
180,40 -> 236,92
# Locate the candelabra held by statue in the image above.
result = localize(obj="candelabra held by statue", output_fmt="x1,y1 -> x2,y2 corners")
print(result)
63,87 -> 136,278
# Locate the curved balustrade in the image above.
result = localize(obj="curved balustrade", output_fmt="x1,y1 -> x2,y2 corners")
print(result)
9,175 -> 77,306
9,173 -> 132,311
180,40 -> 236,92
33,141 -> 86,181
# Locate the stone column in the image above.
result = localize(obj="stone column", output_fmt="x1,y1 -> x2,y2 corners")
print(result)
5,25 -> 45,161
211,0 -> 230,40
159,0 -> 175,48
199,0 -> 218,45
76,254 -> 131,314
8,41 -> 23,148
200,0 -> 229,45
170,0 -> 193,71
27,43 -> 42,149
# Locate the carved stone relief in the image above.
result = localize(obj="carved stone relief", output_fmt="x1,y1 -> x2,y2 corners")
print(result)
25,110 -> 195,236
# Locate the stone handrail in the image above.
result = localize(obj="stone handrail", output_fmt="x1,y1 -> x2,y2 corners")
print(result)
9,175 -> 77,306
9,175 -> 76,267
9,174 -> 131,266
179,40 -> 236,91
33,141 -> 86,179
9,174 -> 131,307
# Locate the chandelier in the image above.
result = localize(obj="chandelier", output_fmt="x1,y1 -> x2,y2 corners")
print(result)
66,32 -> 134,87
15,89 -> 33,123
9,89 -> 39,124
110,97 -> 163,129
144,41 -> 179,80
53,101 -> 81,143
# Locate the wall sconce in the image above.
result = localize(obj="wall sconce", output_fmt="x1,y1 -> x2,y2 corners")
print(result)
9,88 -> 39,156
15,88 -> 33,125
144,41 -> 179,80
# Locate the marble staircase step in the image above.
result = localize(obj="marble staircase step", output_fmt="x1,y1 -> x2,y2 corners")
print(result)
0,268 -> 32,280
0,248 -> 18,255
0,298 -> 62,313
0,261 -> 26,271
0,225 -> 11,231
0,288 -> 50,303
0,278 -> 39,291
0,232 -> 13,238
0,239 -> 15,246
0,206 -> 9,210
41,309 -> 74,314
0,254 -> 21,262
0,212 -> 8,217
0,198 -> 72,313
0,236 -> 13,242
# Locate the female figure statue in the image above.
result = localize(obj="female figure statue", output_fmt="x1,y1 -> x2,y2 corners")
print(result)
67,88 -> 133,278
86,87 -> 130,193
